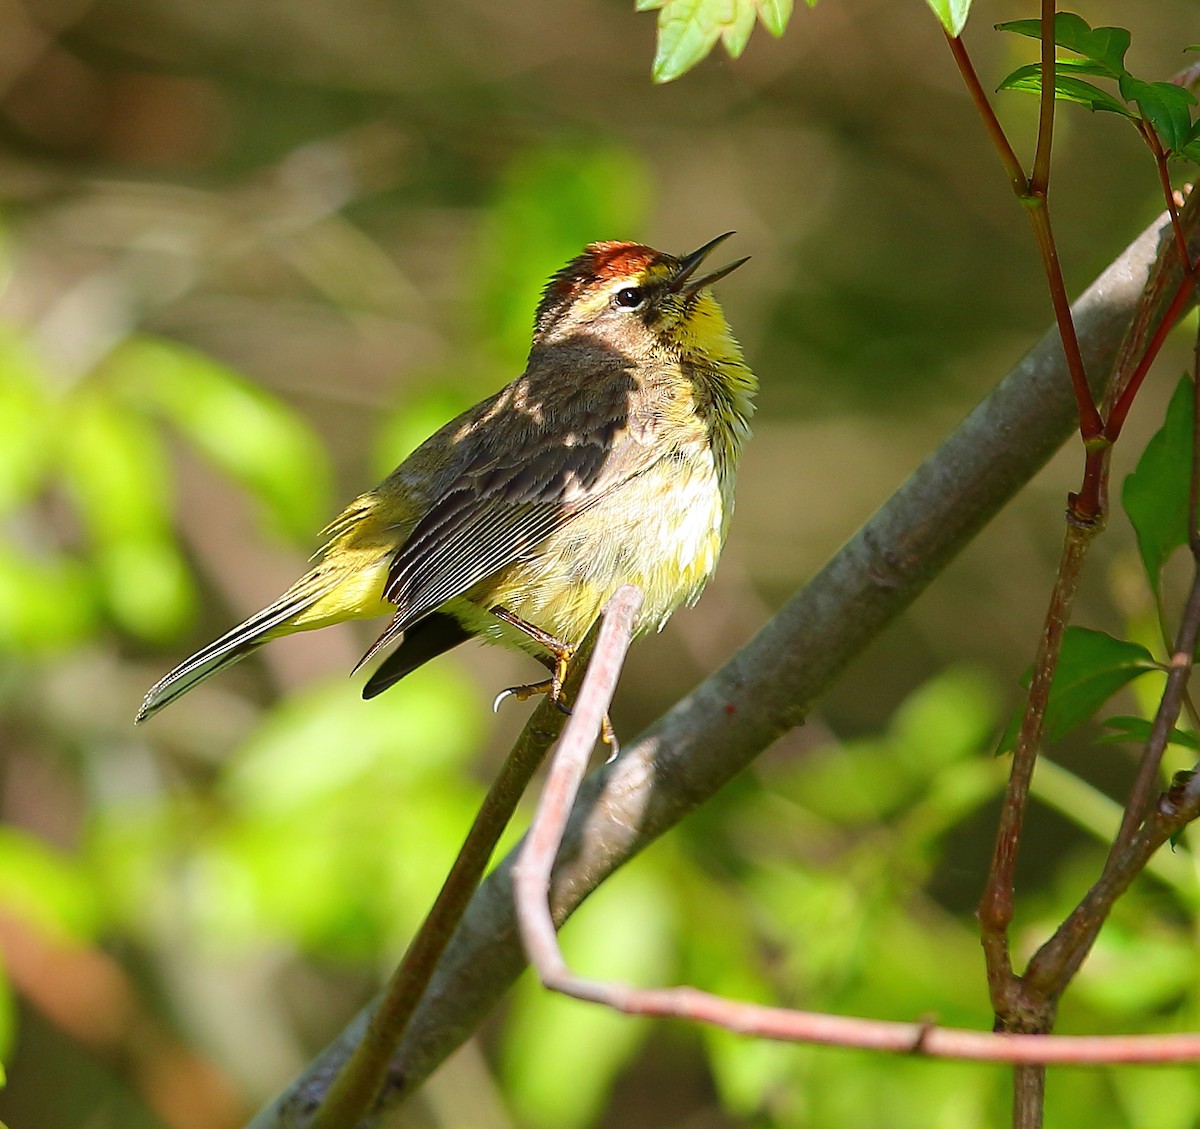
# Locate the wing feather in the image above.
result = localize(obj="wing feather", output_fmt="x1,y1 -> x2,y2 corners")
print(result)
374,347 -> 664,645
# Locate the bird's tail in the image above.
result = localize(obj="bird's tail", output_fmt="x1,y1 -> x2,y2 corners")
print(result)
135,588 -> 324,724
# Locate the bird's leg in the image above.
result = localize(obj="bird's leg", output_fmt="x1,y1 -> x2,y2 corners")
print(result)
489,605 -> 620,751
489,606 -> 574,709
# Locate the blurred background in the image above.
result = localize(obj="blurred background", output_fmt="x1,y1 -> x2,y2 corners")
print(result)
1,1 -> 1199,1126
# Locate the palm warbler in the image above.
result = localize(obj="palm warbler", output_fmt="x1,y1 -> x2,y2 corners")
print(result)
136,233 -> 755,722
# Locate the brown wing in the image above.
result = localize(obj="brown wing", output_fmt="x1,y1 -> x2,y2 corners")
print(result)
368,345 -> 664,656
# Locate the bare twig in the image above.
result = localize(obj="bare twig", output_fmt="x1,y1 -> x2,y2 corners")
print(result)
978,518 -> 1095,1024
514,585 -> 643,985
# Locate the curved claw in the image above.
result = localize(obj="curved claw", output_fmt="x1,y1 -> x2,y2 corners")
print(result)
492,687 -> 514,714
493,677 -> 555,714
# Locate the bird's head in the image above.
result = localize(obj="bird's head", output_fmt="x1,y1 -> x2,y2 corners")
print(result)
532,233 -> 749,362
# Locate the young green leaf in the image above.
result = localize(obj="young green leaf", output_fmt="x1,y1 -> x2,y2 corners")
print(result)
925,0 -> 971,38
1119,77 -> 1198,153
996,627 -> 1159,754
756,0 -> 793,38
1122,374 -> 1195,595
645,0 -> 795,82
996,13 -> 1130,79
997,66 -> 1136,118
649,0 -> 726,83
720,0 -> 758,59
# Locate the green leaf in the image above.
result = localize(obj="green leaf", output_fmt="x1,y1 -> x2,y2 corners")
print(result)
109,336 -> 331,542
184,671 -> 485,952
720,0 -> 757,60
756,0 -> 793,38
996,14 -> 1130,79
651,0 -> 722,83
1119,77 -> 1198,152
647,0 -> 794,82
1122,374 -> 1195,594
1101,716 -> 1200,753
997,65 -> 1136,118
925,0 -> 970,38
997,627 -> 1159,754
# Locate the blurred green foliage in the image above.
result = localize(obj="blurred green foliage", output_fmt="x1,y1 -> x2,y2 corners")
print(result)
0,3 -> 1198,1129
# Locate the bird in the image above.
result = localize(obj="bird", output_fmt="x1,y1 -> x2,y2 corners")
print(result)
135,233 -> 756,724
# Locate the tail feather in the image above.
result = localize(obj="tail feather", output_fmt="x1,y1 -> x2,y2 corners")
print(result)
361,612 -> 473,700
135,591 -> 319,723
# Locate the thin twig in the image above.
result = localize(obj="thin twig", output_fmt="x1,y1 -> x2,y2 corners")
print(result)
305,633 -> 597,1129
943,33 -> 1028,196
514,585 -> 643,982
978,518 -> 1095,1023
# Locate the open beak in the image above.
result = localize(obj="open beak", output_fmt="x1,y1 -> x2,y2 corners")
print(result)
670,231 -> 750,296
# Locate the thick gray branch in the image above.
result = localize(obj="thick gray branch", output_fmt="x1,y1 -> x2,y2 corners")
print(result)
249,210 -> 1180,1128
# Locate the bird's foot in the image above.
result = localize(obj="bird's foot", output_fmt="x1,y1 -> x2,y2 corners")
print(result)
492,678 -> 572,715
489,604 -> 618,753
489,605 -> 574,702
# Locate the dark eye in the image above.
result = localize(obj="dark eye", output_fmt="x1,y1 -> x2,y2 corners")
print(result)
614,286 -> 644,309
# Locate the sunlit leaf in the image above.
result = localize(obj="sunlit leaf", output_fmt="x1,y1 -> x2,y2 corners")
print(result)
926,0 -> 971,38
646,0 -> 794,82
94,538 -> 194,642
720,0 -> 757,60
1119,76 -> 1198,152
1122,374 -> 1194,594
997,65 -> 1136,118
109,336 -> 331,542
150,671 -> 486,953
996,14 -> 1130,78
996,627 -> 1159,754
226,669 -> 481,816
649,0 -> 719,83
1077,924 -> 1196,1014
757,0 -> 793,38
